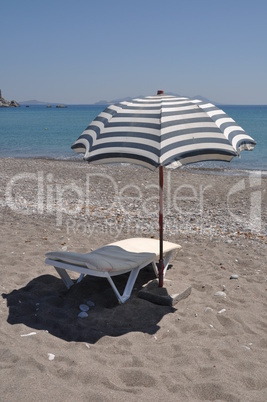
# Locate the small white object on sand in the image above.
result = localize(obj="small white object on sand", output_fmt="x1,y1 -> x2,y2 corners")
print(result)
48,353 -> 55,361
214,291 -> 226,298
20,332 -> 37,337
230,274 -> 239,279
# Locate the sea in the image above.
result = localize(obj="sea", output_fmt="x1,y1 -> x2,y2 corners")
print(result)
0,104 -> 266,175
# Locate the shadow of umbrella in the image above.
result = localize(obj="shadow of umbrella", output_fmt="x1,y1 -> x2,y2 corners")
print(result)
2,266 -> 176,344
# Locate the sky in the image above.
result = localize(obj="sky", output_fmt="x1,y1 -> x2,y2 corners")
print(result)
1,0 -> 267,104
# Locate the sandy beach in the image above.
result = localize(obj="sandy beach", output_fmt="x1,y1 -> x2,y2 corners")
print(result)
0,157 -> 266,401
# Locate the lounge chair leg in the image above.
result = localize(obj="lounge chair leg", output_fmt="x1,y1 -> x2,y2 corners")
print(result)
106,268 -> 141,304
152,261 -> 159,277
55,267 -> 74,289
76,273 -> 85,284
163,251 -> 172,276
121,267 -> 141,302
105,276 -> 124,304
152,251 -> 173,278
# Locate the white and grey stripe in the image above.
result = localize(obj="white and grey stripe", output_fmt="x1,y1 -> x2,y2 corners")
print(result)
71,94 -> 256,169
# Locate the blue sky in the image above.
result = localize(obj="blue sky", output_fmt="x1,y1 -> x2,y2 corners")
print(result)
1,0 -> 267,104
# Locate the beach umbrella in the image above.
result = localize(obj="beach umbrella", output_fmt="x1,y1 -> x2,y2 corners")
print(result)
71,91 -> 256,287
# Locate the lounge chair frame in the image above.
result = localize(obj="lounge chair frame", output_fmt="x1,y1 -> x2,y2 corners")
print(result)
45,238 -> 180,304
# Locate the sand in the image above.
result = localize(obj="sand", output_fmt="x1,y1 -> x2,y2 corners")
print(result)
0,158 -> 266,401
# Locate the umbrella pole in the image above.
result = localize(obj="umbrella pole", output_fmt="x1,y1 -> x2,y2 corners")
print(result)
158,165 -> 164,287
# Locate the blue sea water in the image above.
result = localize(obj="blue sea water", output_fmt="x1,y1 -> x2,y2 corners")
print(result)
0,104 -> 103,160
0,104 -> 266,173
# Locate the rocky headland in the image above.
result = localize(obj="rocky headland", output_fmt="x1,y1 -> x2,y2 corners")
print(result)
0,89 -> 20,107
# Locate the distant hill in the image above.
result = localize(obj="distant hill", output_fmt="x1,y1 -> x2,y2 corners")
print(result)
94,93 -> 218,105
191,94 -> 216,103
94,100 -> 110,105
110,96 -> 143,103
94,96 -> 143,105
165,93 -> 217,103
19,94 -> 219,106
19,100 -> 56,105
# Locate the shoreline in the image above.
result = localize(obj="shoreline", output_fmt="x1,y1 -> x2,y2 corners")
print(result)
1,155 -> 267,177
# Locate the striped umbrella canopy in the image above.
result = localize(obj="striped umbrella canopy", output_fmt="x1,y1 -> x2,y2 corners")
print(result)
71,91 -> 256,286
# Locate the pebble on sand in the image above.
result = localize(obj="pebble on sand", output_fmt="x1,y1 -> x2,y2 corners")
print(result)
78,312 -> 88,318
48,353 -> 55,361
79,304 -> 89,312
230,274 -> 239,279
214,291 -> 226,297
205,307 -> 213,313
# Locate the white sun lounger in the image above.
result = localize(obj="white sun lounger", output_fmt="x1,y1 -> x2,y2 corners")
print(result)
45,238 -> 181,304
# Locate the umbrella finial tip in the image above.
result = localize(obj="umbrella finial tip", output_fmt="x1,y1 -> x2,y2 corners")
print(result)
157,90 -> 164,95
